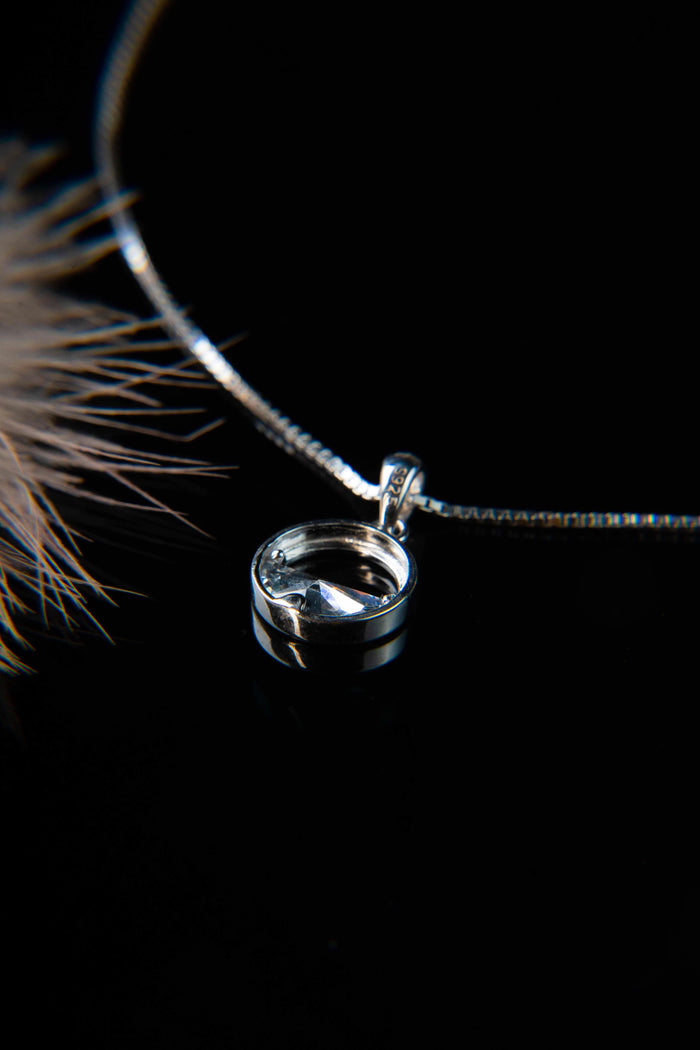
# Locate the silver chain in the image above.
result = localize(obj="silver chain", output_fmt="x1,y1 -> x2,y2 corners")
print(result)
94,0 -> 699,532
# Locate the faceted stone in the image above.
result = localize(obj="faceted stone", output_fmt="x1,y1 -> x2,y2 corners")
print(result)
261,564 -> 392,617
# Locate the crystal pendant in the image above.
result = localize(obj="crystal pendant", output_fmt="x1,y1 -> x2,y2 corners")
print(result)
250,454 -> 423,653
251,520 -> 417,645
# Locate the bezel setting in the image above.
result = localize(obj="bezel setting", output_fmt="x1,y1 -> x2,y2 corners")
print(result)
251,519 -> 417,645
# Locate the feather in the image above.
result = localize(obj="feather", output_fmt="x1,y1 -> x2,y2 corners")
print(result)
0,140 -> 223,674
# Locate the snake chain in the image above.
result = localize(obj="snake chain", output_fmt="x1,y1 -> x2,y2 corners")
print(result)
94,0 -> 698,531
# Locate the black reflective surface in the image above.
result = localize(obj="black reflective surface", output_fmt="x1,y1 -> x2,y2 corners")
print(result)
1,6 -> 697,1045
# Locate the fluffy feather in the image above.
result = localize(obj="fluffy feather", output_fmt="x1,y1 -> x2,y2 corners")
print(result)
0,140 -> 221,673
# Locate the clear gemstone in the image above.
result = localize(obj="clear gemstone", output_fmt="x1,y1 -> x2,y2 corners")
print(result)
261,564 -> 392,617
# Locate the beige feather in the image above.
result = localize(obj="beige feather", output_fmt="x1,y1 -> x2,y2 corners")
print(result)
0,140 -> 222,673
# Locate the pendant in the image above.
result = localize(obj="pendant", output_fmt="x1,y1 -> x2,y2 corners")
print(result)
250,454 -> 423,667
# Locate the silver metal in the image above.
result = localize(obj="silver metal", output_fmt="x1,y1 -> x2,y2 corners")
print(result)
251,610 -> 409,671
95,0 -> 700,534
378,453 -> 424,538
93,0 -> 378,506
251,520 -> 417,644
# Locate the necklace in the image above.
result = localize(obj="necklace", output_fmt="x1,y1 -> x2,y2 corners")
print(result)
94,0 -> 697,668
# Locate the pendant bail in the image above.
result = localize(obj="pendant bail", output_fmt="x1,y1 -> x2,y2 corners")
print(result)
378,453 -> 424,539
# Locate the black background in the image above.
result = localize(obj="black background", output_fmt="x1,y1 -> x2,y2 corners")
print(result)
1,3 -> 698,1045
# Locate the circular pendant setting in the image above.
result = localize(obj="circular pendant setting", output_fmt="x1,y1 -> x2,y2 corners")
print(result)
251,520 -> 417,645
